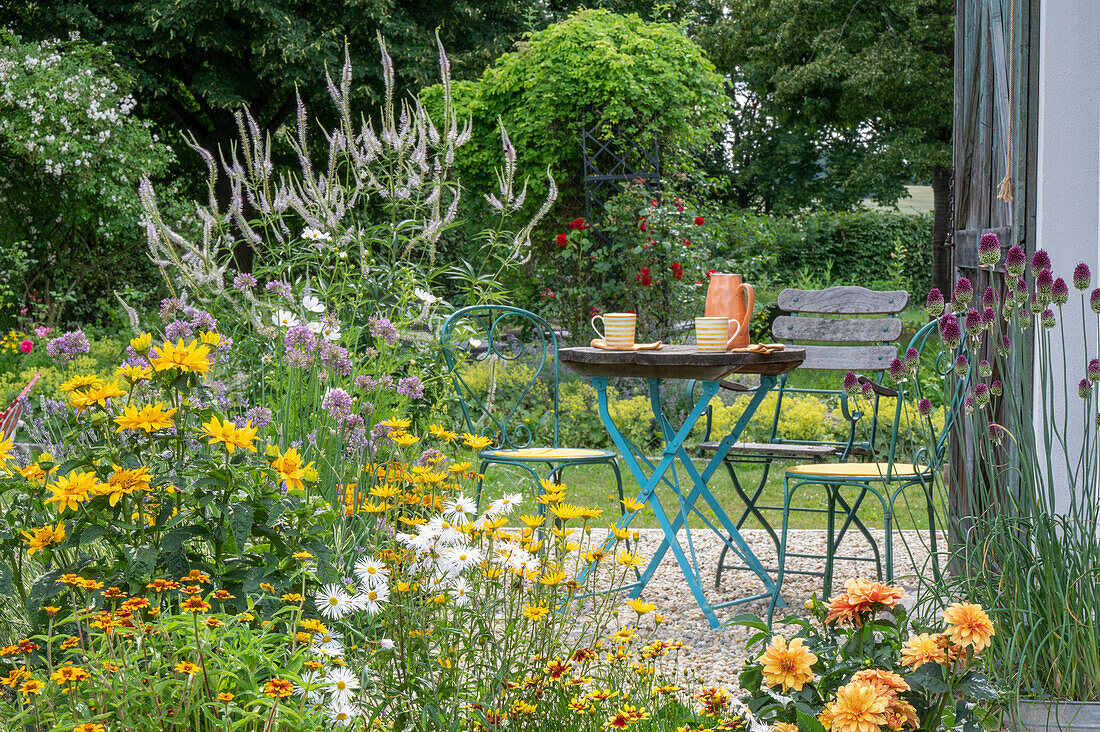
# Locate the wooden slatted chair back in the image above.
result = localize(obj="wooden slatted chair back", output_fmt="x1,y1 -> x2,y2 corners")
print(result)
772,287 -> 908,371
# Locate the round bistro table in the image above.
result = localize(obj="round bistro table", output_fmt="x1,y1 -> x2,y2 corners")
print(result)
558,345 -> 805,628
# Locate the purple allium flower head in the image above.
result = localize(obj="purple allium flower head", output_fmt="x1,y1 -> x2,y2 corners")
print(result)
368,316 -> 399,346
904,347 -> 920,371
1029,293 -> 1044,314
988,424 -> 1005,445
1091,289 -> 1100,314
953,277 -> 974,305
918,397 -> 933,417
322,387 -> 353,420
415,448 -> 445,467
376,374 -> 395,390
955,354 -> 970,374
45,330 -> 91,364
360,400 -> 375,415
165,319 -> 193,342
940,314 -> 962,348
355,375 -> 377,392
1032,249 -> 1052,273
265,280 -> 292,299
983,286 -> 996,308
888,357 -> 906,382
1015,277 -> 1029,305
159,297 -> 181,321
990,379 -> 1003,397
1052,277 -> 1070,306
978,232 -> 1001,267
1080,379 -> 1092,399
925,288 -> 945,317
397,375 -> 424,400
245,406 -> 273,429
1005,245 -> 1027,277
233,272 -> 258,290
979,360 -> 992,378
1018,308 -> 1033,328
974,383 -> 991,407
1089,359 -> 1100,383
1036,268 -> 1054,295
843,372 -> 860,397
965,308 -> 982,335
1074,263 -> 1092,291
998,335 -> 1011,356
982,307 -> 996,327
319,342 -> 353,377
964,394 -> 975,414
1041,308 -> 1057,329
285,325 -> 317,369
859,381 -> 873,398
190,310 -> 217,332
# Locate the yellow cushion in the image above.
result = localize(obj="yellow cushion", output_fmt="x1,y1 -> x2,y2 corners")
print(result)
786,462 -> 928,479
489,447 -> 611,460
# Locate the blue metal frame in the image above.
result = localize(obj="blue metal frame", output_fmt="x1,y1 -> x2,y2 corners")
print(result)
577,372 -> 788,629
767,319 -> 969,621
440,305 -> 624,510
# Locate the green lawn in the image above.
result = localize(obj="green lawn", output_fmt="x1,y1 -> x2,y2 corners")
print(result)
481,459 -> 943,532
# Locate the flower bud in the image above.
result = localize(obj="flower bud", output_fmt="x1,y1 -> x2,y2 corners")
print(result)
1041,309 -> 1057,329
974,383 -> 991,407
1092,288 -> 1100,314
1018,308 -> 1033,328
939,314 -> 962,349
978,232 -> 1001,267
964,395 -> 975,414
888,358 -> 906,382
1015,277 -> 1029,305
990,380 -> 1003,397
1074,263 -> 1092,291
904,347 -> 920,373
988,424 -> 1005,445
955,354 -> 970,374
983,286 -> 997,308
1089,359 -> 1100,383
843,372 -> 860,398
130,333 -> 152,353
978,360 -> 992,378
1005,245 -> 1027,277
1080,379 -> 1092,399
953,277 -> 974,306
918,398 -> 933,417
1052,277 -> 1070,306
925,288 -> 945,318
1032,249 -> 1051,274
998,335 -> 1011,356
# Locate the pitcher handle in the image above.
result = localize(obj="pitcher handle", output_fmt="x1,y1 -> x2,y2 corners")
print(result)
738,282 -> 755,332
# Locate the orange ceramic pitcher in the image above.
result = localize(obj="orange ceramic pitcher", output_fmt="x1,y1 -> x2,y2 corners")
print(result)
704,273 -> 754,348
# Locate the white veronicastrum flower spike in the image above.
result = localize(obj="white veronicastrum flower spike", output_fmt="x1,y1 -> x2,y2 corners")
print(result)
272,310 -> 300,328
302,294 -> 326,313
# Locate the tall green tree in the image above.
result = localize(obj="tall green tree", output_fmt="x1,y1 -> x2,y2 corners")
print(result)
1,1 -> 534,153
721,0 -> 954,291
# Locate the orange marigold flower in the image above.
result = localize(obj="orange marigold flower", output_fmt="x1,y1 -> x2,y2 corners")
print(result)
57,573 -> 83,586
218,691 -> 235,702
943,602 -> 995,652
180,596 -> 211,613
146,578 -> 179,592
100,586 -> 127,600
212,590 -> 235,601
50,665 -> 90,685
174,661 -> 201,675
263,678 -> 294,698
181,569 -> 210,584
20,678 -> 44,695
73,724 -> 105,732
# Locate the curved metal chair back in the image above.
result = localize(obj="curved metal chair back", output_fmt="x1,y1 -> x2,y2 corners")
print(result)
439,305 -> 560,451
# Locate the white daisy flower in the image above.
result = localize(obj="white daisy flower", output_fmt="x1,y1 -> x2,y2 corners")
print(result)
302,227 -> 332,242
443,494 -> 476,526
487,492 -> 522,517
313,639 -> 345,658
313,628 -> 343,648
414,287 -> 438,305
272,309 -> 300,328
302,294 -> 326,313
442,546 -> 482,573
315,584 -> 353,620
326,667 -> 360,701
354,558 -> 389,588
327,700 -> 357,727
452,577 -> 471,607
360,585 -> 389,616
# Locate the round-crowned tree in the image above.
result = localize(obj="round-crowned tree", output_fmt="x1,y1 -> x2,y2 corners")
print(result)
421,9 -> 727,222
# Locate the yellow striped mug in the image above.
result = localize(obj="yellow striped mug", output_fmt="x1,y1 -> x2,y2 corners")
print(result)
695,316 -> 742,352
591,312 -> 637,348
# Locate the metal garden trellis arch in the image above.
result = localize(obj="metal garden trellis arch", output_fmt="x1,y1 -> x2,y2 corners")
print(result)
581,113 -> 662,245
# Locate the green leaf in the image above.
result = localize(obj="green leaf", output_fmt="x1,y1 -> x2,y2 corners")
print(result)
957,672 -> 999,701
796,710 -> 827,732
161,525 -> 209,553
126,545 -> 159,582
727,613 -> 770,631
0,562 -> 12,596
230,503 -> 254,556
907,662 -> 951,693
26,567 -> 67,617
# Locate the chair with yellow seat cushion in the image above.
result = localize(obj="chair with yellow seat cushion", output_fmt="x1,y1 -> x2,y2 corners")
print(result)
440,305 -> 624,512
768,319 -> 969,621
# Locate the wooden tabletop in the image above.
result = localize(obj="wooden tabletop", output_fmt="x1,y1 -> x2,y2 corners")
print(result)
558,345 -> 806,380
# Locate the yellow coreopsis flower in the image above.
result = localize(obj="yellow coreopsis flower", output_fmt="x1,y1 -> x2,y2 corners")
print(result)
615,550 -> 644,569
114,402 -> 178,433
45,470 -> 100,513
379,418 -> 411,430
97,465 -> 153,507
20,463 -> 45,482
271,447 -> 313,491
625,598 -> 656,615
117,364 -> 152,382
391,432 -> 420,447
461,432 -> 493,450
59,375 -> 103,394
522,604 -> 550,621
70,380 -> 127,412
0,436 -> 14,472
202,415 -> 259,454
198,331 -> 223,347
550,503 -> 584,521
758,636 -> 817,692
943,602 -> 995,652
129,333 -> 152,353
539,566 -> 567,586
20,522 -> 66,555
149,338 -> 211,376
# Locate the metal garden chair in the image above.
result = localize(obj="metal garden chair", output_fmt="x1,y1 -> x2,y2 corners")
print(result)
702,286 -> 908,589
768,318 -> 967,618
440,305 -> 624,510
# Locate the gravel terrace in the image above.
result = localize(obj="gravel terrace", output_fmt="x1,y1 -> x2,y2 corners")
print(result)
579,527 -> 939,690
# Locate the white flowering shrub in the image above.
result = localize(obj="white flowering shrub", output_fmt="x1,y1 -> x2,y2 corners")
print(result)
0,29 -> 178,324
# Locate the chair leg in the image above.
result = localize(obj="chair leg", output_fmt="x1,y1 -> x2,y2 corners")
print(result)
475,460 -> 490,512
823,484 -> 837,600
924,482 -> 941,584
768,476 -> 793,626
